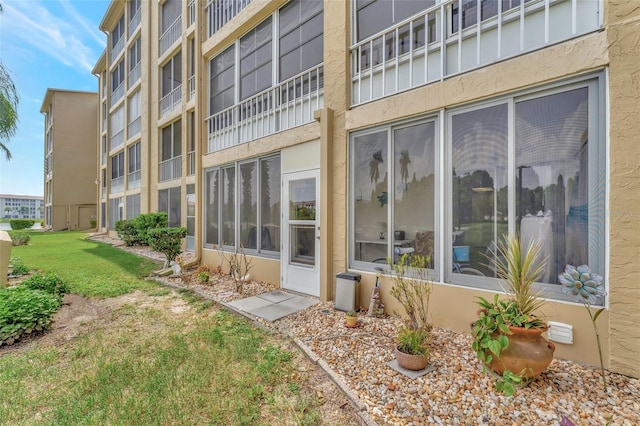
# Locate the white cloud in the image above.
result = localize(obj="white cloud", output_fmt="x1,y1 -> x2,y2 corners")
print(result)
2,0 -> 105,73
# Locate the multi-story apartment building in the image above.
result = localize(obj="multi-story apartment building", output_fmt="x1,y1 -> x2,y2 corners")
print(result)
40,89 -> 98,231
0,194 -> 44,219
94,0 -> 639,379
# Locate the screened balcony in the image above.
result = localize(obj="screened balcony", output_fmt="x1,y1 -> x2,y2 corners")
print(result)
160,84 -> 182,118
160,16 -> 181,56
206,64 -> 323,153
206,0 -> 253,38
159,156 -> 182,182
350,0 -> 601,106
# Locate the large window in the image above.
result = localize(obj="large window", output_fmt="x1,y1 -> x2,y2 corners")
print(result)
204,155 -> 281,254
278,0 -> 323,81
111,151 -> 125,180
351,120 -> 436,267
158,187 -> 182,228
126,193 -> 140,219
240,17 -> 272,100
111,60 -> 125,91
161,0 -> 181,33
128,142 -> 141,175
111,15 -> 125,48
129,37 -> 141,72
349,76 -> 605,301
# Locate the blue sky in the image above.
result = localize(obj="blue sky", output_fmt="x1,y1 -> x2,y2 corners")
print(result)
0,0 -> 110,196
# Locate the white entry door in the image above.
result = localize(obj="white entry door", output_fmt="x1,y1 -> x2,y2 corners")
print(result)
282,169 -> 320,297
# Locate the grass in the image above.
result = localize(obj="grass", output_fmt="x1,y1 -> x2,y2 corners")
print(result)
0,232 -> 324,425
10,232 -> 160,297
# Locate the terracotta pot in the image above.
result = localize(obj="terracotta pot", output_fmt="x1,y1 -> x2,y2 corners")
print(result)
395,346 -> 428,371
489,326 -> 555,379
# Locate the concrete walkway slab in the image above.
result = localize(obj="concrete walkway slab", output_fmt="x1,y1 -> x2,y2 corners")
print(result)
230,290 -> 318,322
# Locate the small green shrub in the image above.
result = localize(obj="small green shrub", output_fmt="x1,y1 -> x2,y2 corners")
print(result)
8,230 -> 30,246
89,218 -> 97,229
115,212 -> 169,246
9,219 -> 35,230
197,271 -> 210,283
9,257 -> 30,276
0,286 -> 61,343
22,273 -> 69,300
148,227 -> 187,266
115,220 -> 141,246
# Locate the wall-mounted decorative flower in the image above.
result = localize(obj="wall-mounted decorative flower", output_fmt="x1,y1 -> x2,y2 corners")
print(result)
558,264 -> 605,304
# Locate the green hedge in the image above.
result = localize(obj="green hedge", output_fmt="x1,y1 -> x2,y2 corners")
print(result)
115,212 -> 169,246
0,286 -> 61,343
148,227 -> 187,264
9,219 -> 35,230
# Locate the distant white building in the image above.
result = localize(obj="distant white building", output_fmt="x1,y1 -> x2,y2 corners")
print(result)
0,194 -> 44,220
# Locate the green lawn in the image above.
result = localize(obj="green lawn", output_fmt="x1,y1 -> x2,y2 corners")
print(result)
1,232 -> 326,425
10,231 -> 160,297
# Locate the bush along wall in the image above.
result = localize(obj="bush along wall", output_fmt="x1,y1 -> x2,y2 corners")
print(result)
115,212 -> 169,246
148,227 -> 187,267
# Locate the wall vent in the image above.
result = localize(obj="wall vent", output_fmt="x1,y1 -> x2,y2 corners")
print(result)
548,321 -> 573,344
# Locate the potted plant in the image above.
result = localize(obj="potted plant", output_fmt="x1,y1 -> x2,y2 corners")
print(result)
345,310 -> 359,327
395,327 -> 430,371
388,253 -> 433,371
472,235 -> 555,396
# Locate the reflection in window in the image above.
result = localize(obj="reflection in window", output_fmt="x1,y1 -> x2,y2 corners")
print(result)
516,87 -> 595,283
240,162 -> 257,249
221,166 -> 236,246
158,187 -> 181,228
451,104 -> 508,277
205,169 -> 219,246
352,121 -> 436,265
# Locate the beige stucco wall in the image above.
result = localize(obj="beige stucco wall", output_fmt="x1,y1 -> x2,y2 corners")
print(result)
43,90 -> 98,231
604,0 -> 640,378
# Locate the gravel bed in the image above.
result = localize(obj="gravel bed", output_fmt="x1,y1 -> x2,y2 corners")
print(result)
88,234 -> 640,426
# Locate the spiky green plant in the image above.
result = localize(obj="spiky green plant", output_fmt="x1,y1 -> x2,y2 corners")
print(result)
492,234 -> 547,327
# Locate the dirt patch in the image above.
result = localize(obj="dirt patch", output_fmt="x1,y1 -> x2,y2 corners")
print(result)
0,290 -> 365,425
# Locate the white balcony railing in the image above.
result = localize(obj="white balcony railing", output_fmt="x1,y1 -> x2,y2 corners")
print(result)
128,62 -> 141,89
102,83 -> 107,99
188,0 -> 196,27
160,16 -> 182,56
160,84 -> 182,117
188,75 -> 195,101
110,129 -> 125,150
206,64 -> 323,153
102,152 -> 107,166
159,156 -> 182,182
111,83 -> 125,107
188,151 -> 196,175
127,170 -> 141,190
102,118 -> 107,132
111,176 -> 125,194
129,8 -> 141,36
350,0 -> 600,106
128,116 -> 141,139
111,36 -> 125,63
206,0 -> 253,38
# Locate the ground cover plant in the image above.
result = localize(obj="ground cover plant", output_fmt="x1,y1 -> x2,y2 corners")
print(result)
0,286 -> 60,345
7,230 -> 30,246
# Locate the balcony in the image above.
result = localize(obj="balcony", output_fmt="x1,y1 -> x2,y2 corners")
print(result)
206,0 -> 253,38
102,152 -> 107,166
110,129 -> 125,150
111,36 -> 125,63
159,156 -> 182,182
129,8 -> 141,36
128,62 -> 141,89
128,116 -> 141,139
127,170 -> 141,190
206,64 -> 323,153
111,176 -> 125,194
111,82 -> 125,107
350,0 -> 601,106
160,16 -> 181,56
188,75 -> 195,101
160,84 -> 182,118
